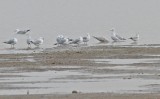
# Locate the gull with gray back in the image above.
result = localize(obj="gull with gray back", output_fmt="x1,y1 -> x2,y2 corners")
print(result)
70,36 -> 83,45
3,38 -> 18,48
83,33 -> 90,44
15,29 -> 30,34
31,37 -> 44,47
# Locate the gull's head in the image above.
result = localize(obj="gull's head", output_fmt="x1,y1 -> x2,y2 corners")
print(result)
79,36 -> 83,41
57,35 -> 64,38
39,37 -> 44,40
110,28 -> 115,32
15,29 -> 20,33
13,38 -> 18,43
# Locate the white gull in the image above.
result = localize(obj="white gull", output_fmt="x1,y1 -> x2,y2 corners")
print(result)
110,28 -> 126,42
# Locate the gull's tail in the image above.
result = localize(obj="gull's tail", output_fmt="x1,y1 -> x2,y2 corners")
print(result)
54,43 -> 58,45
26,29 -> 30,32
3,41 -> 7,44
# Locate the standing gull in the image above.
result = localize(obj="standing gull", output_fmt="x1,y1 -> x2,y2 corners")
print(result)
55,35 -> 69,46
55,35 -> 64,46
3,38 -> 18,48
15,29 -> 30,34
31,37 -> 44,47
110,28 -> 126,42
26,34 -> 33,48
83,33 -> 90,44
110,30 -> 119,42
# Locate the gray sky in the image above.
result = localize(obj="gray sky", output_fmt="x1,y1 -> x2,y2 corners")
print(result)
0,0 -> 160,48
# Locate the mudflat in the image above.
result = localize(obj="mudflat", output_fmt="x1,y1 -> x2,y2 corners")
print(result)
0,45 -> 160,98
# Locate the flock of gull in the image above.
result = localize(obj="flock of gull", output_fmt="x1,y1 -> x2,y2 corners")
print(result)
3,29 -> 44,48
3,28 -> 139,48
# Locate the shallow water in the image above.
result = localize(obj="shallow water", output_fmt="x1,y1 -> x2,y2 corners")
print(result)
93,58 -> 160,64
0,65 -> 160,95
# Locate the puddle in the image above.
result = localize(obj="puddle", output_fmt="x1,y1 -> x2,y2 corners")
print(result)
92,58 -> 160,64
97,66 -> 159,71
144,54 -> 160,57
0,67 -> 160,95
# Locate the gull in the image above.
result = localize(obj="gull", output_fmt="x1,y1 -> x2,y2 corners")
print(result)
55,35 -> 64,45
26,34 -> 33,48
70,36 -> 83,45
111,32 -> 119,42
83,33 -> 90,44
54,35 -> 69,46
56,35 -> 65,44
129,34 -> 139,42
15,29 -> 30,34
110,28 -> 126,42
3,38 -> 18,48
31,37 -> 44,47
92,36 -> 109,43
110,28 -> 120,42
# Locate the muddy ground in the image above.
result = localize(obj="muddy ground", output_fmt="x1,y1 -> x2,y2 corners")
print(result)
0,45 -> 160,98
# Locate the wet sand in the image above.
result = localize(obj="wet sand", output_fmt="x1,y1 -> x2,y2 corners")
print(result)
1,45 -> 160,98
